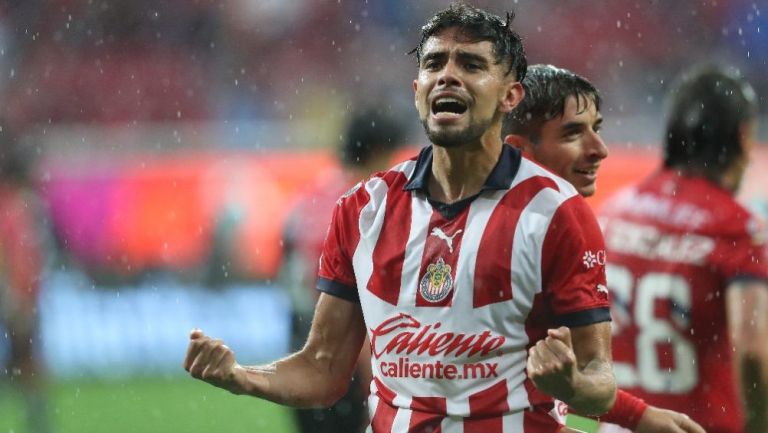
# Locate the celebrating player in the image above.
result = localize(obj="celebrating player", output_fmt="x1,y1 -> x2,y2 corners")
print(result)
504,64 -> 705,433
185,4 -> 617,431
597,65 -> 768,433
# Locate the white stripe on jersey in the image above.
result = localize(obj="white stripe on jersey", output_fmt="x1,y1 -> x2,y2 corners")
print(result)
505,349 -> 531,412
452,189 -> 509,314
391,407 -> 413,433
397,192 -> 432,306
510,186 -> 568,314
502,409 -> 525,433
518,157 -> 580,197
353,175 -> 387,293
353,160 -> 416,295
441,416 -> 464,433
366,395 -> 379,433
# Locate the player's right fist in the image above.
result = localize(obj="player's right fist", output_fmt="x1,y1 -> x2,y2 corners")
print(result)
183,329 -> 240,392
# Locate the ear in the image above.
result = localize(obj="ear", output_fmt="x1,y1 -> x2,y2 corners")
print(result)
499,81 -> 525,113
504,134 -> 535,156
413,79 -> 419,108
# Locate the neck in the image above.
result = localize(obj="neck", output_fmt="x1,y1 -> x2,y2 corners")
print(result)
672,164 -> 739,194
428,134 -> 503,204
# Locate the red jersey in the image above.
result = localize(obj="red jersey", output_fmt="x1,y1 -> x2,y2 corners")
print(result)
0,183 -> 44,302
282,168 -> 357,307
318,145 -> 610,433
599,169 -> 768,433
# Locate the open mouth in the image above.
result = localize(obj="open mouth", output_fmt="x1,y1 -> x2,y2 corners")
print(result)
575,168 -> 598,179
431,97 -> 468,116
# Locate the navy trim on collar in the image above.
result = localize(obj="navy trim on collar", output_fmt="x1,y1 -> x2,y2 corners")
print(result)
403,144 -> 521,193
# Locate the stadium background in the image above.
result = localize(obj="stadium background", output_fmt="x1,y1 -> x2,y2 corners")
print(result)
0,0 -> 765,432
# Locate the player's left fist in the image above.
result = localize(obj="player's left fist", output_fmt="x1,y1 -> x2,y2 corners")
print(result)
183,329 -> 241,392
526,326 -> 577,401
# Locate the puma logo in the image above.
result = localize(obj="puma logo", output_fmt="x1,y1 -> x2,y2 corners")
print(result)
430,228 -> 463,254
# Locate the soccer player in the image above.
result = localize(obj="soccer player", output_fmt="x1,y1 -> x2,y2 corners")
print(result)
185,5 -> 617,431
0,122 -> 51,433
280,107 -> 406,433
504,64 -> 705,433
597,65 -> 768,433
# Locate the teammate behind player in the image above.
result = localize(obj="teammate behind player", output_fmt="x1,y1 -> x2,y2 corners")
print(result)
280,107 -> 407,433
0,121 -> 51,433
185,5 -> 617,432
598,65 -> 768,433
503,64 -> 705,433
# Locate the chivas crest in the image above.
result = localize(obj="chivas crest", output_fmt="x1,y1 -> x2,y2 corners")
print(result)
419,257 -> 453,302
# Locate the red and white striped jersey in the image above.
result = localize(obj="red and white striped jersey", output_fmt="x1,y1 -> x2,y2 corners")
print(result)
318,145 -> 610,433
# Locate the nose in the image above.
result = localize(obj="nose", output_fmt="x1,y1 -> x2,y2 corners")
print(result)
437,60 -> 461,88
586,132 -> 608,160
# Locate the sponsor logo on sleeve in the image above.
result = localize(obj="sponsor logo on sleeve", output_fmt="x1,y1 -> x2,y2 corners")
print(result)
582,249 -> 606,269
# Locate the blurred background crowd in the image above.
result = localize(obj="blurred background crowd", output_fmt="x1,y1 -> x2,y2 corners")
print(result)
0,1 -> 765,432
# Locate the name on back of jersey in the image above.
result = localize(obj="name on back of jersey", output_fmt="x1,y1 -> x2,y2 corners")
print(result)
603,218 -> 715,264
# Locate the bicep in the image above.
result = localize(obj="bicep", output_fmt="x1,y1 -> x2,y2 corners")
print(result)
303,293 -> 367,381
570,321 -> 613,369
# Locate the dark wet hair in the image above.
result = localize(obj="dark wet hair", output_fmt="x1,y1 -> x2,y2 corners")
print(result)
663,64 -> 757,177
411,3 -> 527,80
339,108 -> 406,168
502,64 -> 601,141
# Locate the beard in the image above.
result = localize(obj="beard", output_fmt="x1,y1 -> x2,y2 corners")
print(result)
421,115 -> 493,148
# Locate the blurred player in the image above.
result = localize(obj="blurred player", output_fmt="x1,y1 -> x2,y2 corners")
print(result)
504,64 -> 704,433
597,65 -> 768,433
186,5 -> 617,431
0,121 -> 51,433
280,107 -> 406,433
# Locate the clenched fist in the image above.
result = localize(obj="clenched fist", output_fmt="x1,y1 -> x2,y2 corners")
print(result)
183,329 -> 243,393
527,326 -> 577,401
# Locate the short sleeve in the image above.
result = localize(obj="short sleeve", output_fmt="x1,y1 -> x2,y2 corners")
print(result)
541,195 -> 611,327
712,213 -> 768,284
316,184 -> 368,303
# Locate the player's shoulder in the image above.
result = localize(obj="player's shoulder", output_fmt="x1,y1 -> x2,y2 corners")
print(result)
335,156 -> 418,209
711,195 -> 765,241
679,174 -> 758,236
600,170 -> 758,237
516,155 -> 580,200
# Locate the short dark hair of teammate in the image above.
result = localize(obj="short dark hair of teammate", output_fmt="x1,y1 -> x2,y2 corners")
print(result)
663,64 -> 758,189
339,108 -> 407,169
410,2 -> 527,80
502,64 -> 602,142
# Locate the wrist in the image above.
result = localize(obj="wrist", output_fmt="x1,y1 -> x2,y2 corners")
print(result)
229,363 -> 254,395
599,389 -> 648,430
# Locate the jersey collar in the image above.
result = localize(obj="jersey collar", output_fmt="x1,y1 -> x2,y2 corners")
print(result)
404,144 -> 521,193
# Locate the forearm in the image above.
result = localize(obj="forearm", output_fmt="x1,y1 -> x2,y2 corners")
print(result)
185,294 -> 366,409
237,349 -> 351,408
567,358 -> 616,416
727,281 -> 768,433
527,324 -> 616,416
740,355 -> 768,433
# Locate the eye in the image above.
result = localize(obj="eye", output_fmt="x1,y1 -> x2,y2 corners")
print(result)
423,60 -> 442,71
561,130 -> 583,142
466,63 -> 480,71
